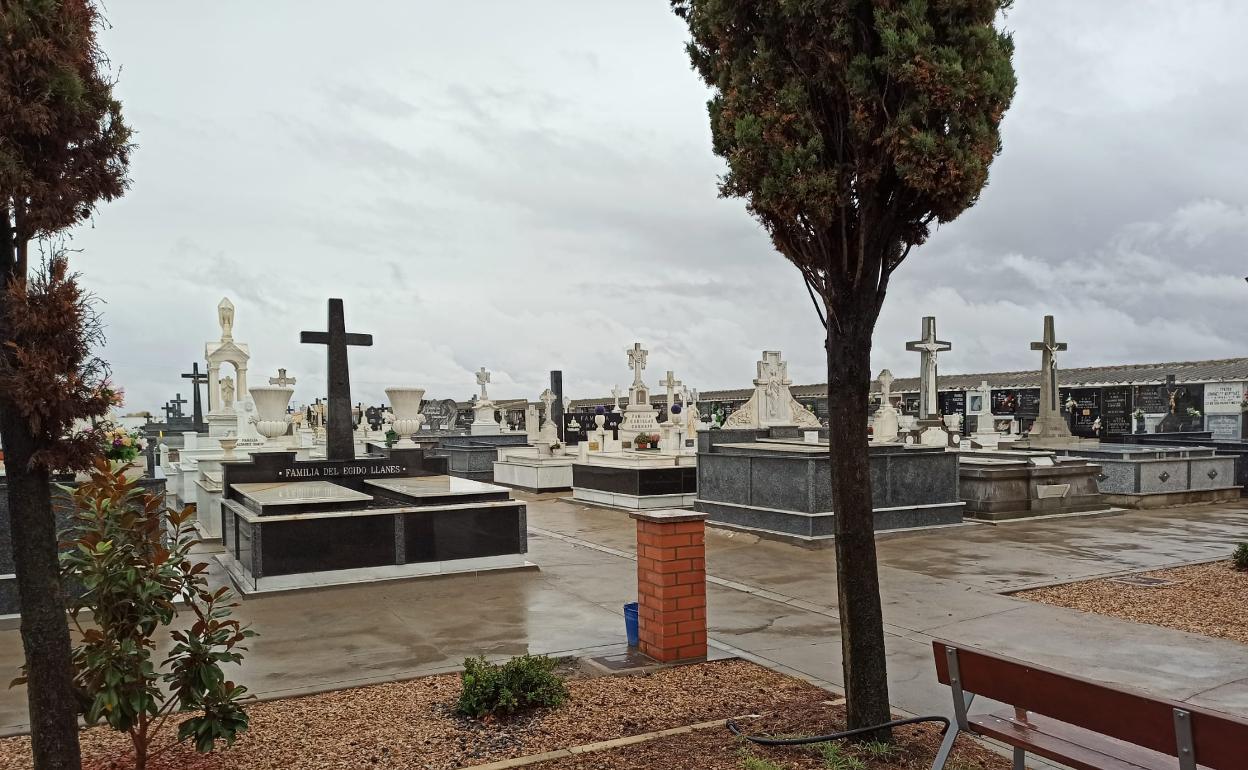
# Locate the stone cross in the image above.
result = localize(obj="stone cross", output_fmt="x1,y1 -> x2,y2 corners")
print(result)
627,343 -> 648,387
476,367 -> 491,400
659,370 -> 682,418
1030,315 -> 1067,415
300,298 -> 373,461
169,392 -> 187,418
181,362 -> 208,425
611,385 -> 621,410
905,317 -> 951,420
269,368 -> 297,387
877,369 -> 895,406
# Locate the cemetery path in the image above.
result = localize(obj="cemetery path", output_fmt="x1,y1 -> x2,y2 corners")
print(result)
0,495 -> 1245,735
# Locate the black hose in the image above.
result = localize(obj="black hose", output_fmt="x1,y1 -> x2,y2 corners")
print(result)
727,714 -> 951,746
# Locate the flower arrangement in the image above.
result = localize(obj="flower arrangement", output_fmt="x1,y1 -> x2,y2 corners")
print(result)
1241,397 -> 1248,412
1132,408 -> 1145,418
1186,407 -> 1202,418
97,424 -> 145,463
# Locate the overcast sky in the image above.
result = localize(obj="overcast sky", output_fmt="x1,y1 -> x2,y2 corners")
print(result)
66,1 -> 1248,413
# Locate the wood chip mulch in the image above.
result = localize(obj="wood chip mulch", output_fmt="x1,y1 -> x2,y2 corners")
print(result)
0,659 -> 1009,770
1019,561 -> 1248,645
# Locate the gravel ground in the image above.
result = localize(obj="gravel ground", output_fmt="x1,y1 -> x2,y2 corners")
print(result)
0,659 -> 1009,770
1019,561 -> 1248,645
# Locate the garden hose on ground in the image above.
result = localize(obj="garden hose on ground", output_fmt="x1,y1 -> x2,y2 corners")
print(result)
726,714 -> 952,746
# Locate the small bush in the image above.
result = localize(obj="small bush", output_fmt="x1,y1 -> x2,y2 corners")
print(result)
456,654 -> 567,719
1233,543 -> 1248,571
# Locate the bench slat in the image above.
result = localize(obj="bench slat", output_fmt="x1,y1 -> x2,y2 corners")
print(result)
933,639 -> 1248,769
970,712 -> 1190,770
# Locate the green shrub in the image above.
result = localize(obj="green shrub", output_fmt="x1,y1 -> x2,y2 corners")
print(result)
456,654 -> 567,718
1233,543 -> 1248,571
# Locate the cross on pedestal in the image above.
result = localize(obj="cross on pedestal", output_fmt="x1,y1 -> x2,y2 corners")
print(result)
627,343 -> 648,387
301,299 -> 373,461
181,362 -> 208,426
1030,315 -> 1067,415
659,370 -> 682,418
269,368 -> 297,387
905,316 -> 951,421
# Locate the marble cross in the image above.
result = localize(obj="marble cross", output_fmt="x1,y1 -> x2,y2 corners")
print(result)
611,385 -> 621,409
627,343 -> 648,387
300,299 -> 373,461
905,316 -> 951,420
877,369 -> 895,406
1029,315 -> 1067,414
659,370 -> 682,417
476,367 -> 491,400
181,362 -> 208,425
269,368 -> 297,387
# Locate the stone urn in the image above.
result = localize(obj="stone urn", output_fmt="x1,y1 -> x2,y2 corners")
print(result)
218,436 -> 238,458
249,386 -> 294,444
385,387 -> 426,437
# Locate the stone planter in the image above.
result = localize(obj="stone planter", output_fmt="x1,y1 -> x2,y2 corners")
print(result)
108,459 -> 144,482
249,386 -> 294,443
385,387 -> 426,437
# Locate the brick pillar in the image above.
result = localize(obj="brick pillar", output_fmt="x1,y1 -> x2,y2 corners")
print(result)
631,510 -> 708,663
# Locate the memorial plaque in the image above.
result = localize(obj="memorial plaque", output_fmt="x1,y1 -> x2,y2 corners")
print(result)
1017,388 -> 1041,417
1206,413 -> 1243,440
937,390 -> 966,417
1061,387 -> 1100,436
903,394 -> 920,415
1204,382 -> 1246,414
1133,384 -> 1168,414
1100,386 -> 1133,435
991,390 -> 1018,415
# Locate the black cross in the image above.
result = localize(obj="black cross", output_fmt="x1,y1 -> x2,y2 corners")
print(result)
301,299 -> 373,461
170,392 -> 188,418
163,401 -> 177,422
181,362 -> 208,425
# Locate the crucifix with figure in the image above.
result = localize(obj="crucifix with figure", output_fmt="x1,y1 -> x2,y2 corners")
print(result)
301,299 -> 373,461
181,362 -> 208,426
1028,315 -> 1072,439
659,370 -> 682,422
905,317 -> 951,421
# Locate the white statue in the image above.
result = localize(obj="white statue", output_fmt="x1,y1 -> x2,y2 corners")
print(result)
218,297 -> 235,341
219,375 -> 235,411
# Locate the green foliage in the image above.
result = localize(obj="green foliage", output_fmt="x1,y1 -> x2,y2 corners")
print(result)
740,752 -> 786,770
859,739 -> 898,761
671,0 -> 1016,306
60,459 -> 255,768
1233,543 -> 1248,571
456,654 -> 567,719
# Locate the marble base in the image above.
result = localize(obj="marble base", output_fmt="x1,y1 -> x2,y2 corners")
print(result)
218,551 -> 533,594
696,498 -> 964,543
206,412 -> 239,438
572,487 -> 698,511
494,458 -> 574,491
959,451 -> 1109,521
470,422 -> 502,436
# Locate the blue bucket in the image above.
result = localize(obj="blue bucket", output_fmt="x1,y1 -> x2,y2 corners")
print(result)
624,602 -> 639,647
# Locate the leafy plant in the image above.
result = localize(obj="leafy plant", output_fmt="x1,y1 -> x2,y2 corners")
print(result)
740,752 -> 786,770
456,654 -> 567,719
384,428 -> 399,447
1233,543 -> 1248,572
58,458 -> 254,768
860,739 -> 898,761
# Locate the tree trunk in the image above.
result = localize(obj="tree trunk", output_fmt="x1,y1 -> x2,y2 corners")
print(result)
0,213 -> 83,769
826,317 -> 892,741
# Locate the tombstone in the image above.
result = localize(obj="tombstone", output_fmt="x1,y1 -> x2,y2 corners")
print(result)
300,298 -> 373,461
905,317 -> 952,442
470,367 -> 501,435
204,298 -> 251,437
550,370 -> 565,441
618,343 -> 662,442
724,351 -> 820,429
1027,315 -> 1073,440
871,370 -> 900,443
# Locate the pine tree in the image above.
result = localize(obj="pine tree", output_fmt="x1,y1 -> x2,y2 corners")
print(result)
671,0 -> 1015,738
0,1 -> 133,766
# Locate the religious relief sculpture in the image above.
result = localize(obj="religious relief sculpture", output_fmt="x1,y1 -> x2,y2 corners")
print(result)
725,350 -> 820,429
219,375 -> 235,411
218,297 -> 235,341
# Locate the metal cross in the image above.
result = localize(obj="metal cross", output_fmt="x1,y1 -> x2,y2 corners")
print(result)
301,299 -> 373,461
169,392 -> 187,418
269,368 -> 297,387
181,362 -> 208,425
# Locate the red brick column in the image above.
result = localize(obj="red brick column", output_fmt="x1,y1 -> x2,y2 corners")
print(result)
631,510 -> 708,663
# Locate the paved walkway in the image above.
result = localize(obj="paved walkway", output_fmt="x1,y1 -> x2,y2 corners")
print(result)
1,494 -> 1246,735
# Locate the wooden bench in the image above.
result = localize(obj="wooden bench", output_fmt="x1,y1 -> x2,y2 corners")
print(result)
930,639 -> 1248,770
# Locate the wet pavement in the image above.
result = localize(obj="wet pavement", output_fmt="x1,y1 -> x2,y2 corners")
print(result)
1,494 -> 1245,734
